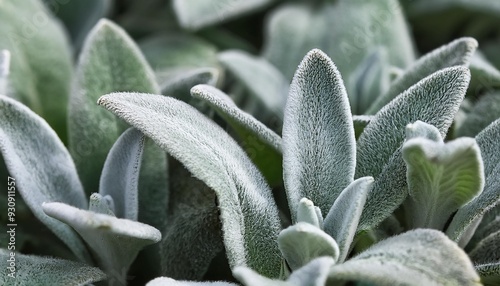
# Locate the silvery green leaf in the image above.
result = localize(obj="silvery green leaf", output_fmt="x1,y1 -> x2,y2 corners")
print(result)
218,50 -> 288,117
147,277 -> 236,286
405,120 -> 443,142
327,229 -> 481,286
161,68 -> 219,103
356,67 -> 470,231
469,51 -> 500,97
476,263 -> 500,286
456,92 -> 500,137
99,128 -> 144,220
0,249 -> 106,285
297,198 -> 322,229
43,202 -> 161,285
0,0 -> 73,140
469,230 -> 500,264
89,193 -> 115,216
324,177 -> 373,263
353,115 -> 373,139
0,50 -> 10,94
283,49 -> 355,219
367,37 -> 477,114
234,257 -> 334,286
69,19 -> 159,196
98,92 -> 282,277
470,216 -> 500,250
447,118 -> 500,242
278,222 -> 339,271
403,137 -> 484,229
0,95 -> 90,262
173,0 -> 275,30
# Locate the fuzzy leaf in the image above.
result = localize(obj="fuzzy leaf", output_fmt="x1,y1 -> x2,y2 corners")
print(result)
0,0 -> 73,140
327,229 -> 481,286
278,222 -> 339,271
476,263 -> 500,286
324,177 -> 373,263
147,277 -> 236,286
297,198 -> 322,229
99,128 -> 145,220
367,37 -> 477,114
0,50 -> 9,94
43,202 -> 161,285
456,92 -> 500,137
469,230 -> 500,264
356,67 -> 470,231
403,137 -> 484,229
0,249 -> 106,285
162,68 -> 219,103
218,50 -> 288,117
89,193 -> 115,216
69,19 -> 159,196
173,0 -> 275,30
405,120 -> 443,142
283,49 -> 355,219
447,118 -> 500,242
98,92 -> 282,277
0,95 -> 90,262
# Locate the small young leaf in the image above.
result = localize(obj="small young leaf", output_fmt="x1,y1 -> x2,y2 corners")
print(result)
0,95 -> 90,262
218,50 -> 288,117
98,92 -> 282,277
147,277 -> 237,286
0,50 -> 10,94
0,249 -> 106,285
327,229 -> 481,286
367,37 -> 477,114
43,202 -> 161,286
469,230 -> 500,264
456,92 -> 500,137
297,198 -> 322,229
324,177 -> 373,263
99,128 -> 145,220
283,49 -> 355,219
89,193 -> 115,216
403,137 -> 484,229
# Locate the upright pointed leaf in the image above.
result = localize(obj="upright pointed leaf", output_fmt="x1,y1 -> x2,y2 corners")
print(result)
69,19 -> 159,196
0,95 -> 90,262
327,229 -> 481,286
367,37 -> 477,114
0,249 -> 106,285
98,93 -> 282,277
283,49 -> 355,219
356,67 -> 470,231
457,92 -> 500,137
0,50 -> 10,94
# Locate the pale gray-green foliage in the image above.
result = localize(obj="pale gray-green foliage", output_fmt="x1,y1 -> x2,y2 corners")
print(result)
447,118 -> 500,242
43,202 -> 161,286
160,161 -> 224,280
89,193 -> 115,216
0,249 -> 106,285
297,198 -> 323,229
470,216 -> 500,249
99,128 -> 144,221
0,95 -> 91,262
367,37 -> 477,114
456,92 -> 500,137
323,177 -> 373,263
0,50 -> 9,95
234,257 -> 335,286
356,66 -> 470,231
403,136 -> 484,229
405,120 -> 443,142
173,0 -> 275,30
0,0 -> 73,140
475,263 -> 500,286
406,0 -> 500,15
283,49 -> 355,219
469,230 -> 500,264
218,50 -> 288,117
147,277 -> 237,286
98,92 -> 282,278
68,19 -> 159,196
278,223 -> 339,271
327,229 -> 481,286
162,68 -> 219,103
468,51 -> 500,97
263,0 -> 415,109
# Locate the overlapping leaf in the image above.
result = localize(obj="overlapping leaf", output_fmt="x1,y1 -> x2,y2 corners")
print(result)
456,92 -> 500,137
0,50 -> 9,94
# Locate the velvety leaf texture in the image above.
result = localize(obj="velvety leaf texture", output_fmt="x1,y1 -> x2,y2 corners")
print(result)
98,92 -> 282,278
69,19 -> 159,196
457,92 -> 500,137
297,198 -> 322,229
356,66 -> 470,231
0,50 -> 10,94
476,263 -> 500,286
468,51 -> 500,98
161,68 -> 219,103
327,229 -> 481,286
469,230 -> 500,264
0,95 -> 90,262
0,249 -> 106,285
147,277 -> 237,286
283,49 -> 355,219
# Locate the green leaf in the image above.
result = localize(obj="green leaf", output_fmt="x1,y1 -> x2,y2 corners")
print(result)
324,177 -> 373,263
100,128 -> 145,220
356,67 -> 470,231
69,19 -> 159,196
218,50 -> 288,117
173,0 -> 275,30
89,193 -> 115,216
147,277 -> 237,286
0,95 -> 90,262
476,263 -> 500,286
297,198 -> 323,229
367,37 -> 477,114
43,202 -> 161,286
405,120 -> 443,142
447,118 -> 500,242
0,249 -> 106,285
162,68 -> 219,103
403,137 -> 484,229
468,51 -> 500,98
0,50 -> 10,94
327,229 -> 481,286
278,222 -> 339,271
98,92 -> 282,277
456,92 -> 500,137
283,49 -> 355,219
469,230 -> 500,264
353,115 -> 373,139
0,0 -> 73,141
